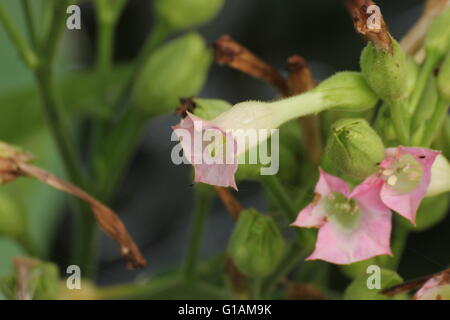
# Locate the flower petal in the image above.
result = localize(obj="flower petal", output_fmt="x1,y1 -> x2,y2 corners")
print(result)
307,180 -> 392,264
414,270 -> 450,300
316,168 -> 351,196
172,112 -> 238,190
292,169 -> 349,228
380,147 -> 440,224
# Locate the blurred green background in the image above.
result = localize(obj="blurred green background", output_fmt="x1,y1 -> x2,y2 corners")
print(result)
1,0 -> 449,298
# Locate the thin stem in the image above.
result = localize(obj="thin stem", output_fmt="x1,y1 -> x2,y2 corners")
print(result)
389,99 -> 410,145
260,175 -> 297,221
20,0 -> 37,49
41,0 -> 71,64
110,19 -> 170,116
252,279 -> 263,300
184,186 -> 213,281
410,56 -> 438,116
421,98 -> 449,147
0,4 -> 38,69
389,218 -> 410,270
262,240 -> 309,296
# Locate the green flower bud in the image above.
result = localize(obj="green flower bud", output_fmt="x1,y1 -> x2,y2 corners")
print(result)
426,154 -> 450,197
193,98 -> 232,120
131,33 -> 212,117
0,193 -> 27,242
315,72 -> 378,111
344,268 -> 407,300
324,118 -> 385,179
425,8 -> 450,62
154,0 -> 224,31
437,51 -> 450,102
228,209 -> 285,278
360,36 -> 407,102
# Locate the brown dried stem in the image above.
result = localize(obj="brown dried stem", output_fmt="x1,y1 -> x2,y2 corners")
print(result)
347,0 -> 392,53
213,186 -> 243,221
213,35 -> 289,95
0,157 -> 146,269
286,55 -> 322,164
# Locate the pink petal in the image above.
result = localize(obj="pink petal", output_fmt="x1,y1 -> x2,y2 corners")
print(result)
307,180 -> 392,264
414,270 -> 450,300
380,147 -> 440,224
291,203 -> 326,228
316,168 -> 350,197
292,169 -> 349,228
172,112 -> 238,190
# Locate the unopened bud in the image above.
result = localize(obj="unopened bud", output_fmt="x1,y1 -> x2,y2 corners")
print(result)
0,193 -> 27,242
132,33 -> 212,117
228,209 -> 285,278
315,72 -> 379,111
426,154 -> 450,197
154,0 -> 224,31
324,118 -> 385,178
360,36 -> 408,102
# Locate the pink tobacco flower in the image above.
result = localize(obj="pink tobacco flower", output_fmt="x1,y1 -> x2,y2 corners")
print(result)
292,169 -> 392,265
172,112 -> 238,190
373,147 -> 440,224
414,269 -> 450,300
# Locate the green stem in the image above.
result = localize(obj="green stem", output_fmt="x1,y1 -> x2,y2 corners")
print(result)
110,19 -> 170,115
421,98 -> 449,147
260,175 -> 297,221
252,279 -> 263,300
184,186 -> 213,281
95,110 -> 148,200
20,0 -> 37,48
261,240 -> 309,296
260,175 -> 314,242
389,218 -> 409,270
32,0 -> 97,275
410,56 -> 438,116
389,99 -> 410,145
0,4 -> 38,69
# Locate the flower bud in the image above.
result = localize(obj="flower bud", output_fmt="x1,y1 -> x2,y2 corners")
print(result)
131,33 -> 212,117
154,0 -> 224,31
323,118 -> 385,178
315,72 -> 378,111
0,193 -> 27,242
360,36 -> 408,102
425,8 -> 450,62
437,51 -> 450,102
409,193 -> 449,232
228,209 -> 285,278
426,154 -> 450,197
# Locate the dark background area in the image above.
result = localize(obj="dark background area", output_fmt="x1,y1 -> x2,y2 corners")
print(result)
50,0 -> 450,291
